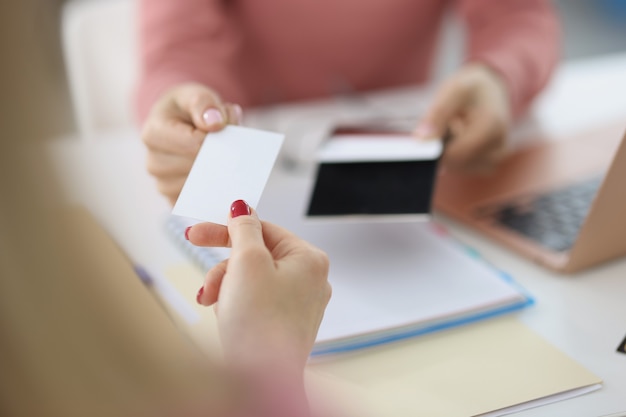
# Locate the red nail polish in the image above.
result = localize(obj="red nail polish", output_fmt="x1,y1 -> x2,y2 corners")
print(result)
196,286 -> 204,304
184,226 -> 191,240
230,199 -> 251,218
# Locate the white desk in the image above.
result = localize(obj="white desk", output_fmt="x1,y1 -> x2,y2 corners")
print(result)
50,54 -> 626,417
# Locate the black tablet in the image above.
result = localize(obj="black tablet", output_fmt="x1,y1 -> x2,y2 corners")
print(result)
306,128 -> 443,221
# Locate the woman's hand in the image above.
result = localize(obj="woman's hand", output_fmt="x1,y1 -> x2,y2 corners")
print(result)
141,83 -> 242,205
414,64 -> 512,174
186,200 -> 331,375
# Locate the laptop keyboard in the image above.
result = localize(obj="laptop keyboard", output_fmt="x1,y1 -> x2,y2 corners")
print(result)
491,176 -> 602,252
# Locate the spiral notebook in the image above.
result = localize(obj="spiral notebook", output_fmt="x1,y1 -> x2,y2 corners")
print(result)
165,215 -> 226,270
166,215 -> 532,356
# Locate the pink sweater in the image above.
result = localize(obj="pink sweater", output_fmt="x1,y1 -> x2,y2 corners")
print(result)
136,0 -> 559,122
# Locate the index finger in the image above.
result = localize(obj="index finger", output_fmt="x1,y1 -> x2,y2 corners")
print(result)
443,111 -> 503,170
186,222 -> 229,247
142,117 -> 206,156
171,85 -> 227,131
415,79 -> 469,140
186,204 -> 300,251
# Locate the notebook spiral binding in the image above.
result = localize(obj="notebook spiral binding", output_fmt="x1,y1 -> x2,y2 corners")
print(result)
165,215 -> 223,271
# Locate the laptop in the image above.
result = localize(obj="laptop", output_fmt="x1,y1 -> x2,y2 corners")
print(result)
434,122 -> 626,273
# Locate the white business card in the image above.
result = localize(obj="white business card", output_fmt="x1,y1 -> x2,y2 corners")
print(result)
172,125 -> 284,224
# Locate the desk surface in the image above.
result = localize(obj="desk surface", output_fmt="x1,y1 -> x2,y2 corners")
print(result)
50,54 -> 626,417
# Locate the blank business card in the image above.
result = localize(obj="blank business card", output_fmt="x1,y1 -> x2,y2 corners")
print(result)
172,125 -> 284,225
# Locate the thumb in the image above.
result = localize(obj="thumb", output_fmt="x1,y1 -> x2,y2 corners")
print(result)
414,81 -> 466,140
227,200 -> 265,251
176,85 -> 228,132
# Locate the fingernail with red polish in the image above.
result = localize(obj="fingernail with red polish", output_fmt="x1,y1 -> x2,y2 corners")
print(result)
196,286 -> 204,305
203,108 -> 223,127
230,199 -> 251,218
184,226 -> 191,240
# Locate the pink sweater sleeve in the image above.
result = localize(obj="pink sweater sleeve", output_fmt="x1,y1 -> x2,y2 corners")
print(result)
135,0 -> 244,123
458,0 -> 561,118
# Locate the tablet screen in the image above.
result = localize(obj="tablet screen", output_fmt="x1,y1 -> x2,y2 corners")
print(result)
305,128 -> 443,220
306,159 -> 438,216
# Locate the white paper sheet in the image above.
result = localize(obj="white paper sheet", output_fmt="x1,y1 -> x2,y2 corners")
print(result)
477,384 -> 602,417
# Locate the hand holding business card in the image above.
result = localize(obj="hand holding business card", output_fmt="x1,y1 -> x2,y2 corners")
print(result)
172,126 -> 285,224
